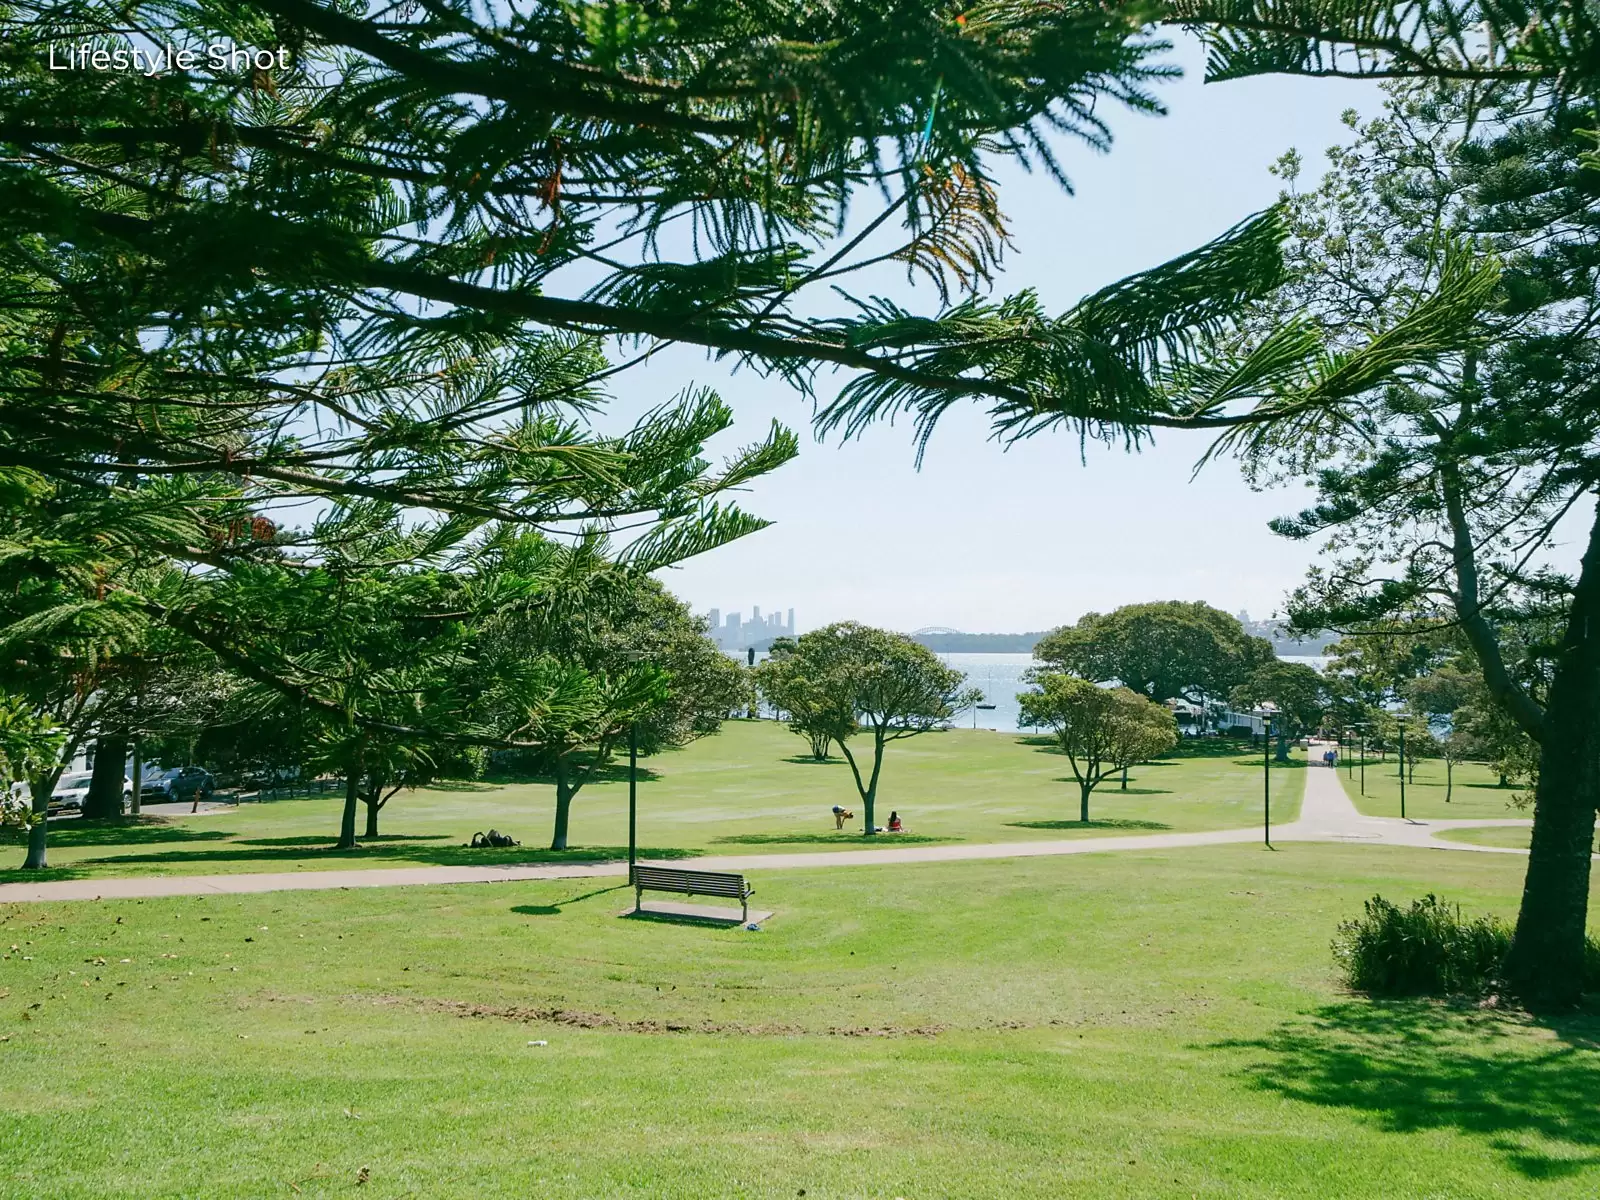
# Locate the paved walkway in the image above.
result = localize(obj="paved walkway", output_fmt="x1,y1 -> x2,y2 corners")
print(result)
0,745 -> 1534,904
1275,748 -> 1531,852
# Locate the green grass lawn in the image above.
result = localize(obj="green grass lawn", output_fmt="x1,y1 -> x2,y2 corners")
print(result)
0,842 -> 1595,1197
2,723 -> 1303,882
1337,753 -> 1525,820
1433,825 -> 1585,852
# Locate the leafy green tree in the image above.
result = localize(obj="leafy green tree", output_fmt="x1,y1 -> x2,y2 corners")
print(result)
482,546 -> 747,850
0,696 -> 62,832
755,641 -> 852,761
768,624 -> 977,834
1406,665 -> 1492,800
1018,675 -> 1178,822
1239,88 -> 1596,1004
3,0 -> 1485,869
2,0 -> 1317,469
1229,661 -> 1329,762
1032,601 -> 1275,711
1167,0 -> 1600,1009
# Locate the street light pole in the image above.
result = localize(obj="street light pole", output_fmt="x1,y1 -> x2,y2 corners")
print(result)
1397,717 -> 1407,821
1355,724 -> 1366,796
627,722 -> 638,884
1262,712 -> 1272,849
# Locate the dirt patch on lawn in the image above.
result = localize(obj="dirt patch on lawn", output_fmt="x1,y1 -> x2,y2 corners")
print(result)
363,993 -> 948,1038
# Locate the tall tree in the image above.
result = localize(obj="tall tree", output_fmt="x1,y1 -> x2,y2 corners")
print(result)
767,623 -> 978,834
1165,0 -> 1600,1010
1243,88 -> 1598,1005
1033,601 -> 1274,710
1018,675 -> 1178,821
482,545 -> 747,851
756,641 -> 853,761
1229,660 -> 1328,761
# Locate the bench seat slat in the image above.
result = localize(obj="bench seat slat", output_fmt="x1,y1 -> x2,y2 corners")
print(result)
633,865 -> 754,920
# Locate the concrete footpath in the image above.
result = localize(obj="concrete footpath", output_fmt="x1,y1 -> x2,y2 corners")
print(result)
0,746 -> 1535,905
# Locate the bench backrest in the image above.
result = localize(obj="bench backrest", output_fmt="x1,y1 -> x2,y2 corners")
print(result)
634,866 -> 749,898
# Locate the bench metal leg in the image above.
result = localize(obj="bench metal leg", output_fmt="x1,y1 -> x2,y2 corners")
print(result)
635,885 -> 642,914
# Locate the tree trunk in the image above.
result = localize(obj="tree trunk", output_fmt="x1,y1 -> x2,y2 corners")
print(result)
22,774 -> 49,869
809,731 -> 831,760
129,737 -> 142,818
84,735 -> 127,819
861,732 -> 887,836
1502,504 -> 1600,1009
1446,758 -> 1452,803
1080,779 -> 1092,824
1120,764 -> 1128,790
364,796 -> 380,838
337,770 -> 359,850
1274,730 -> 1290,764
550,760 -> 573,851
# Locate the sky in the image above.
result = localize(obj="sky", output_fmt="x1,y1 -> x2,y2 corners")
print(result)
625,35 -> 1390,635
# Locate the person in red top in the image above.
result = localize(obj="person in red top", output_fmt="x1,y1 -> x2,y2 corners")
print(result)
887,811 -> 903,833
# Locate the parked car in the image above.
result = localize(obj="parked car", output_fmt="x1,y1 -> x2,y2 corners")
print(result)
141,766 -> 215,802
50,770 -> 131,813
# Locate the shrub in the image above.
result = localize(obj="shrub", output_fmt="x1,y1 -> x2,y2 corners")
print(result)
1334,894 -> 1600,999
1333,894 -> 1512,997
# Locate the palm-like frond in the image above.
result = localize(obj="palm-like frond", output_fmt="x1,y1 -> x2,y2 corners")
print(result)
1172,0 -> 1594,92
1198,239 -> 1501,464
816,208 -> 1289,459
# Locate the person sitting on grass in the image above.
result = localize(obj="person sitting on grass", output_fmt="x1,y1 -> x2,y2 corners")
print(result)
887,811 -> 903,833
831,805 -> 854,830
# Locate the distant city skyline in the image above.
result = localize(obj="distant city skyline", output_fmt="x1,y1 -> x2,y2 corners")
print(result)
705,606 -> 796,650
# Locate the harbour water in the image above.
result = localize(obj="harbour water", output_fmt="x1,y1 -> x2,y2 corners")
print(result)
936,652 -> 1037,732
741,648 -> 1331,734
938,652 -> 1332,733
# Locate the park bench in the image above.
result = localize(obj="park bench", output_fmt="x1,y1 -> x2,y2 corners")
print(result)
632,865 -> 754,922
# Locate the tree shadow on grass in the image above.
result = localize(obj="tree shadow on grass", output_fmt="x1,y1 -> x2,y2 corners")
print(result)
0,864 -> 93,885
1007,819 -> 1171,832
710,832 -> 959,846
1162,739 -> 1263,760
1232,756 -> 1308,770
236,834 -> 452,847
36,821 -> 235,848
1045,777 -> 1170,795
484,762 -> 663,787
781,755 -> 840,766
76,842 -> 698,870
1216,1000 -> 1600,1178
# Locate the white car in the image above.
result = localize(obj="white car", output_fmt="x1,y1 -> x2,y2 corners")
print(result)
50,771 -> 131,812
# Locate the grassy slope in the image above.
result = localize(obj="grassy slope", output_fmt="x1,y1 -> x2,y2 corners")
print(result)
1336,754 -> 1527,821
1436,826 -> 1535,850
0,842 -> 1596,1198
1434,825 -> 1600,853
1,724 -> 1303,882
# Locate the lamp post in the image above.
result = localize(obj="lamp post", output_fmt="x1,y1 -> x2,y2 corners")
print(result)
1350,722 -> 1368,796
1255,707 -> 1275,849
1396,715 -> 1408,821
627,722 -> 638,884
